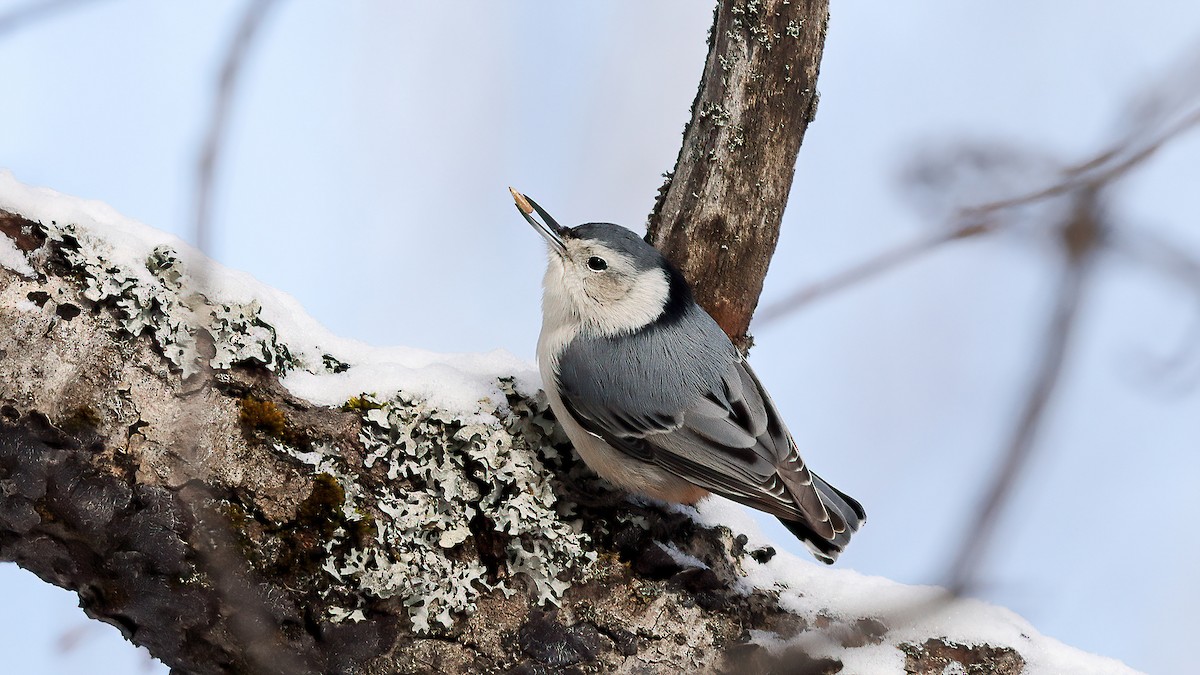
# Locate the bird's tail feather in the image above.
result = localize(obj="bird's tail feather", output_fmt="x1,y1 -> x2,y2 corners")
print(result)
779,474 -> 866,564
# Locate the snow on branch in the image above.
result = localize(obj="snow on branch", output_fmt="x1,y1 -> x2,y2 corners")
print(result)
0,174 -> 1138,674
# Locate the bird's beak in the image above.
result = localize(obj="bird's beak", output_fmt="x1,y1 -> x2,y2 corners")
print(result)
509,187 -> 568,255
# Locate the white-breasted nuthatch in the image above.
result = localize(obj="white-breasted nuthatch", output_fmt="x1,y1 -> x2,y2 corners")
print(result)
510,188 -> 865,563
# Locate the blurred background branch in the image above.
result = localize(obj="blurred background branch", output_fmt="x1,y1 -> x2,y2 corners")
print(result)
193,0 -> 281,256
757,33 -> 1200,615
947,191 -> 1100,593
0,0 -> 103,38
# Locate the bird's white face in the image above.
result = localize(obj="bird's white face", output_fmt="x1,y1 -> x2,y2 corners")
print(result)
541,238 -> 670,340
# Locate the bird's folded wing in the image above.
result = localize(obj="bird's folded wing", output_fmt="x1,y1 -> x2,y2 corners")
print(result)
558,356 -> 843,539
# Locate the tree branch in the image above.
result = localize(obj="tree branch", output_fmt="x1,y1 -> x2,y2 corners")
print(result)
754,222 -> 994,325
647,0 -> 829,352
0,0 -> 106,38
945,190 -> 1102,593
0,201 -> 1101,674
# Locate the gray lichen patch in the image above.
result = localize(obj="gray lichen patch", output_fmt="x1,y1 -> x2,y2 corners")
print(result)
318,383 -> 595,633
43,222 -> 294,378
727,0 -> 775,49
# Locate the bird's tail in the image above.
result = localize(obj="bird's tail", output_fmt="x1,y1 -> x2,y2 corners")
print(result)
778,474 -> 866,565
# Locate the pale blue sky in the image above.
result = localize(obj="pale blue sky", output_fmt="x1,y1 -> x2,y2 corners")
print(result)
2,2 -> 1197,673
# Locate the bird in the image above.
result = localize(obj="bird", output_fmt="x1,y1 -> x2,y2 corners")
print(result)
510,188 -> 865,564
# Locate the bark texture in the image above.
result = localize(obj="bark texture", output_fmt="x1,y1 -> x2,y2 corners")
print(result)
647,0 -> 829,351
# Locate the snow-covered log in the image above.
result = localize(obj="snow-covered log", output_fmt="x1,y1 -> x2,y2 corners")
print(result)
0,175 -> 1139,674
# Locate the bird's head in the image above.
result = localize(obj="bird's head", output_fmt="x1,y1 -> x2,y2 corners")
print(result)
510,188 -> 691,338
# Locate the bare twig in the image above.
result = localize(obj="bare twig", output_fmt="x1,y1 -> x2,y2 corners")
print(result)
181,485 -> 318,675
0,0 -> 104,38
750,47 -> 1200,606
758,102 -> 1200,329
755,222 -> 993,326
945,192 -> 1102,593
187,3 -> 306,673
967,105 -> 1200,218
193,0 -> 281,255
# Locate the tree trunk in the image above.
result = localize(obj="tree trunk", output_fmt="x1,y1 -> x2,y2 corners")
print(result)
647,0 -> 829,352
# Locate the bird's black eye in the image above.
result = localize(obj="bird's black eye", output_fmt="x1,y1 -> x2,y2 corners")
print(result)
586,256 -> 608,271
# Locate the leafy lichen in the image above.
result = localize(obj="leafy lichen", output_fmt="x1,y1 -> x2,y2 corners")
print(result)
314,385 -> 594,633
44,223 -> 295,377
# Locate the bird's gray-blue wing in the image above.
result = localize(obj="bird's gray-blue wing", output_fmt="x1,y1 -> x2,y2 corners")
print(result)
554,310 -> 865,555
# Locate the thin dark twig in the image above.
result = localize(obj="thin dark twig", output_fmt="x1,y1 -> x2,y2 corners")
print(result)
0,0 -> 104,37
181,485 -> 317,674
758,103 -> 1200,329
186,2 -> 305,672
756,43 -> 1200,663
945,196 -> 1101,593
945,265 -> 1086,591
966,105 -> 1200,217
194,0 -> 280,256
755,221 -> 993,326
